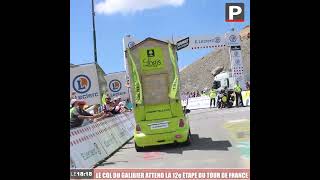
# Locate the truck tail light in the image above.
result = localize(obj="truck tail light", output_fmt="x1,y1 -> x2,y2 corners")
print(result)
136,124 -> 141,133
179,119 -> 185,127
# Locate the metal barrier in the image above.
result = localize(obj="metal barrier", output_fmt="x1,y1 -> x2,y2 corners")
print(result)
70,112 -> 135,168
185,91 -> 250,109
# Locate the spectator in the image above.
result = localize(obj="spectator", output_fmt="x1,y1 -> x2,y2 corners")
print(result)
93,104 -> 99,114
103,97 -> 121,115
114,96 -> 127,113
112,99 -> 122,114
113,96 -> 121,106
209,87 -> 217,108
125,79 -> 130,88
101,90 -> 109,105
70,100 -> 104,129
70,99 -> 77,118
93,111 -> 110,123
102,97 -> 113,115
197,91 -> 200,97
70,98 -> 77,109
70,91 -> 76,101
246,81 -> 250,90
125,99 -> 133,111
201,90 -> 206,96
181,92 -> 188,112
234,81 -> 244,107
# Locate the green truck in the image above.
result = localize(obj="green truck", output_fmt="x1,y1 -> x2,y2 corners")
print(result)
125,37 -> 191,151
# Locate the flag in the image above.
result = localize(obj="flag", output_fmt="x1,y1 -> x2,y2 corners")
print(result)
127,49 -> 143,104
168,43 -> 179,99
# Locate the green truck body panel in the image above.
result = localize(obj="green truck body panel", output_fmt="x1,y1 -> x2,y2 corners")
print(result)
125,38 -> 190,148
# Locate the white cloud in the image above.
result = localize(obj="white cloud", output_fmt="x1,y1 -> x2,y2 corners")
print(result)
95,0 -> 185,15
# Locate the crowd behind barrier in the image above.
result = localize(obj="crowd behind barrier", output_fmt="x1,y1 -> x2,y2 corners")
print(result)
70,92 -> 136,168
182,90 -> 250,110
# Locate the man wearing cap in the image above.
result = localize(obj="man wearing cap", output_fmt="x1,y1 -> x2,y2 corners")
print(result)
70,100 -> 104,129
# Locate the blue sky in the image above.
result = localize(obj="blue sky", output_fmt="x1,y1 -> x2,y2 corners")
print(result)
71,0 -> 250,73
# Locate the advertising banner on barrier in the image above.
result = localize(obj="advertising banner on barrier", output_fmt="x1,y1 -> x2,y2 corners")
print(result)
116,114 -> 132,140
91,121 -> 112,156
115,116 -> 130,144
70,112 -> 136,168
70,125 -> 107,168
124,113 -> 135,134
123,112 -> 136,133
126,114 -> 136,135
106,118 -> 124,147
186,96 -> 211,110
106,120 -> 121,153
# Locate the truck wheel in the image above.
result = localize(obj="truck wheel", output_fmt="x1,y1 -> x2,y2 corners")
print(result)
135,142 -> 143,152
183,129 -> 192,146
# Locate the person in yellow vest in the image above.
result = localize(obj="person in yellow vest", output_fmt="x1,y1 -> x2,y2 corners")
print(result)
101,91 -> 109,105
234,81 -> 244,107
209,87 -> 217,108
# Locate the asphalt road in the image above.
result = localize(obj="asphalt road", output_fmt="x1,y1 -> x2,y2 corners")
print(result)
96,107 -> 250,168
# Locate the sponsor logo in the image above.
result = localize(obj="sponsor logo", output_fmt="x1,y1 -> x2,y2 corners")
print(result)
76,92 -> 99,100
214,37 -> 221,43
128,41 -> 135,48
225,3 -> 244,22
147,49 -> 155,57
73,75 -> 91,93
141,48 -> 163,68
80,143 -> 102,160
231,46 -> 241,50
94,143 -> 102,155
110,91 -> 126,98
235,59 -> 241,65
176,37 -> 189,50
229,35 -> 237,42
109,79 -> 122,92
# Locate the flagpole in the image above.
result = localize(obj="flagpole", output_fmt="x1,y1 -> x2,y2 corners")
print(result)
91,0 -> 98,64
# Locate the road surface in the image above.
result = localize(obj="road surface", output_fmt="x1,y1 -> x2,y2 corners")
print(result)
96,107 -> 250,168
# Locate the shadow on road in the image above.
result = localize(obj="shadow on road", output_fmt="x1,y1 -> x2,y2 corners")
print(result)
140,134 -> 232,154
101,161 -> 129,166
126,141 -> 134,144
